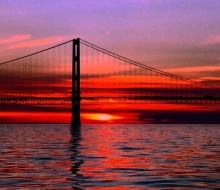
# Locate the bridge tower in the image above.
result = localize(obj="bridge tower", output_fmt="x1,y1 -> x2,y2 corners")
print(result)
71,38 -> 81,125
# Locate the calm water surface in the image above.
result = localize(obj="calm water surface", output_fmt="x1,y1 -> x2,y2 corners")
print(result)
0,124 -> 220,189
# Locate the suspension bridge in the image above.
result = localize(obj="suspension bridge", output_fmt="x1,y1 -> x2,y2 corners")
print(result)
0,38 -> 220,124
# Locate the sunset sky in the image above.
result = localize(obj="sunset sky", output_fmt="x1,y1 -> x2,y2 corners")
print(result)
1,0 -> 220,123
1,0 -> 220,75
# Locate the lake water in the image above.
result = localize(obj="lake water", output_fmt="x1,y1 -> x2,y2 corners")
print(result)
0,124 -> 219,189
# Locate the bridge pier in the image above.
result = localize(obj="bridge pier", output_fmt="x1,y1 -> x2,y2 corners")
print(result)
71,38 -> 81,126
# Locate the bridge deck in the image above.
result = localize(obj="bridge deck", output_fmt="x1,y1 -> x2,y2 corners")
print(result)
1,96 -> 220,105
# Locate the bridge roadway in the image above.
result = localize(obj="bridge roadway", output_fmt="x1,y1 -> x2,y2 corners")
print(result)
0,96 -> 220,105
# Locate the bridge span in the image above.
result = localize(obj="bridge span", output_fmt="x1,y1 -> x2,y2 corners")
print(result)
1,38 -> 220,124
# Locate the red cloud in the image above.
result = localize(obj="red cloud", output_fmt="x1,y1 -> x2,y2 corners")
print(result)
162,64 -> 220,73
201,35 -> 220,45
0,34 -> 31,44
9,37 -> 64,49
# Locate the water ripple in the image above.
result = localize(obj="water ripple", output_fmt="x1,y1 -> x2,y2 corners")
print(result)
0,124 -> 220,189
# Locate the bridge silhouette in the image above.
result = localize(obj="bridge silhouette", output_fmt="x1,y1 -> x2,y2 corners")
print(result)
1,38 -> 220,124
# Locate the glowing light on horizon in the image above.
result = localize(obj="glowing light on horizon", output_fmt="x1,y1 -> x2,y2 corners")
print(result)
82,113 -> 122,121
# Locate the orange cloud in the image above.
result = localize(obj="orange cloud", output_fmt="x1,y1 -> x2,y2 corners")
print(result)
0,34 -> 31,44
81,75 -> 189,88
201,35 -> 220,45
9,37 -> 64,49
197,77 -> 220,82
162,64 -> 220,73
